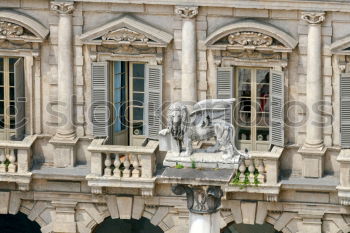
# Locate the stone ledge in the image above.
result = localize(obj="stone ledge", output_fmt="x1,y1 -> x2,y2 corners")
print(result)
223,183 -> 281,194
86,174 -> 156,189
0,172 -> 32,191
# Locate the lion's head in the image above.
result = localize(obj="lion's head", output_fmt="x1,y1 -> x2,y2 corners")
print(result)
167,102 -> 189,141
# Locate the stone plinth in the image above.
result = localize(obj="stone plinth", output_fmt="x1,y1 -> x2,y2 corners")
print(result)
163,151 -> 241,169
50,137 -> 78,168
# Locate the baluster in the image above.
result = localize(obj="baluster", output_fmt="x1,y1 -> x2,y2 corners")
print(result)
113,154 -> 121,177
7,149 -> 16,173
123,154 -> 131,177
248,159 -> 255,183
104,153 -> 112,176
239,160 -> 246,182
257,159 -> 265,183
0,149 -> 5,173
132,154 -> 141,178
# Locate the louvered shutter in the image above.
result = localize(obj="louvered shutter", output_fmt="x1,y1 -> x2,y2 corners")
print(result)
92,62 -> 109,137
217,67 -> 234,123
14,58 -> 25,140
340,73 -> 350,148
270,70 -> 285,147
144,65 -> 162,139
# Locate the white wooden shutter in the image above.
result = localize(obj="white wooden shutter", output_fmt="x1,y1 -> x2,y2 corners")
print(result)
92,62 -> 109,137
144,65 -> 162,139
340,73 -> 350,148
217,67 -> 234,123
270,70 -> 285,147
14,58 -> 25,140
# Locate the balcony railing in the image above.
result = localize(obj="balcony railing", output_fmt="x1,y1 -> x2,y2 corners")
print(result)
86,138 -> 159,195
225,146 -> 283,201
0,135 -> 37,191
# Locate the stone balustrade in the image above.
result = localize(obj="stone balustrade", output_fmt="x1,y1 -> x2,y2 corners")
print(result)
225,146 -> 283,201
86,138 -> 159,195
0,135 -> 37,191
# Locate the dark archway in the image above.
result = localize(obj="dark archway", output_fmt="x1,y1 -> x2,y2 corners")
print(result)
93,217 -> 164,233
222,223 -> 281,233
0,212 -> 41,233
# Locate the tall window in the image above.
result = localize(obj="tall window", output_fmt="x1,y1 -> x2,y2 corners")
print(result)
236,67 -> 270,151
111,61 -> 146,146
0,57 -> 25,140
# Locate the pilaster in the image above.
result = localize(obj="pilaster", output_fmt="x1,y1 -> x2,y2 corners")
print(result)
297,210 -> 324,233
52,201 -> 77,233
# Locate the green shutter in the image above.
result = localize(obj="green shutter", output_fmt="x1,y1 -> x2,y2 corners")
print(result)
270,70 -> 285,147
144,65 -> 162,139
14,58 -> 25,140
340,73 -> 350,148
91,62 -> 109,138
217,67 -> 234,123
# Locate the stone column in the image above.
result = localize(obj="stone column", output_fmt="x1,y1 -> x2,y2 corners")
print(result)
172,185 -> 223,233
51,1 -> 76,140
175,6 -> 198,104
50,2 -> 78,168
299,12 -> 327,178
301,12 -> 325,149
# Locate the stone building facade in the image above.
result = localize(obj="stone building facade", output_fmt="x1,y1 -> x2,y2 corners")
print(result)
1,0 -> 350,232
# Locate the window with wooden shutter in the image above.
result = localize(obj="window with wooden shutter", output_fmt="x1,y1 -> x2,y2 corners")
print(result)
270,69 -> 285,147
144,65 -> 162,139
91,62 -> 109,138
340,73 -> 350,148
217,67 -> 234,123
14,58 -> 25,140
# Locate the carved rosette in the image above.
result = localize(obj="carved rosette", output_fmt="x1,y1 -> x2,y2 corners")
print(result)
228,32 -> 273,47
301,12 -> 325,24
102,28 -> 150,43
175,6 -> 199,19
51,2 -> 75,14
0,21 -> 24,37
172,185 -> 223,214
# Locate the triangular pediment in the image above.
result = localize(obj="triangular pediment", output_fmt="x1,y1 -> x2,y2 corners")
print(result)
80,16 -> 173,47
331,36 -> 350,55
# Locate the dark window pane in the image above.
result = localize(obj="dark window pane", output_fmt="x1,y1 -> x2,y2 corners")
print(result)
10,117 -> 15,129
133,93 -> 144,106
0,116 -> 4,129
133,107 -> 143,120
0,87 -> 4,100
10,88 -> 14,101
239,128 -> 251,140
0,58 -> 3,72
9,58 -> 18,73
0,72 -> 3,85
9,73 -> 14,86
133,64 -> 145,77
257,128 -> 269,141
132,122 -> 143,135
9,101 -> 16,115
0,102 -> 4,114
256,69 -> 270,84
133,78 -> 144,92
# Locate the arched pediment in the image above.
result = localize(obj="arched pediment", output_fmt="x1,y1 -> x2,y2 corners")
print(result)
205,20 -> 298,52
80,15 -> 173,48
0,10 -> 49,42
330,36 -> 350,55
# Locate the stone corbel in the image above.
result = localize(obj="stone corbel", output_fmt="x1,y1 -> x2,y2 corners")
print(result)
50,1 -> 75,15
175,6 -> 199,19
301,12 -> 326,24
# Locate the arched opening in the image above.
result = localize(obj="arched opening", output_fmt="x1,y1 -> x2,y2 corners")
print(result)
0,212 -> 41,233
93,217 -> 164,233
222,223 -> 281,233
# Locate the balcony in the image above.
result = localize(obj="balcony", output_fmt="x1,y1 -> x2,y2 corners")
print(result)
0,135 -> 37,191
86,138 -> 159,195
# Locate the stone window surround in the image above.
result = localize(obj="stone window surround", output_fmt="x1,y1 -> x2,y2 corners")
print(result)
0,10 -> 49,136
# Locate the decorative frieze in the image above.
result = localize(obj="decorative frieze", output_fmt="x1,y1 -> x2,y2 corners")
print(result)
175,6 -> 198,19
102,28 -> 150,43
50,2 -> 75,14
228,32 -> 273,47
301,12 -> 325,24
0,21 -> 24,37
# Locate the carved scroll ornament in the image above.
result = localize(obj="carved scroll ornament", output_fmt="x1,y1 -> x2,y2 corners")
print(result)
228,32 -> 273,47
102,28 -> 150,43
0,21 -> 24,37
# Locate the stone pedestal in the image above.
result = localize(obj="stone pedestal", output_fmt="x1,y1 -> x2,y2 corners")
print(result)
175,6 -> 198,103
189,212 -> 220,233
298,146 -> 327,178
50,137 -> 78,168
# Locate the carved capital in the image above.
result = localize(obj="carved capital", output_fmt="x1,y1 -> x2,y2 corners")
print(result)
51,2 -> 75,14
175,6 -> 198,19
301,12 -> 325,24
172,185 -> 223,214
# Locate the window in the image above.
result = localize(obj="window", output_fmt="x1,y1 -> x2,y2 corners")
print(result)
236,68 -> 270,151
217,66 -> 284,151
0,57 -> 25,140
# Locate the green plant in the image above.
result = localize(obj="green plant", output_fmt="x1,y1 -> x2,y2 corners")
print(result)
230,168 -> 261,189
175,163 -> 184,169
4,159 -> 10,168
191,159 -> 196,169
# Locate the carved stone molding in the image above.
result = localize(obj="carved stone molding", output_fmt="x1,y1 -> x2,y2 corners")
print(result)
301,12 -> 325,24
0,21 -> 24,37
102,28 -> 150,43
175,6 -> 198,19
228,32 -> 273,47
51,2 -> 75,14
172,184 -> 223,214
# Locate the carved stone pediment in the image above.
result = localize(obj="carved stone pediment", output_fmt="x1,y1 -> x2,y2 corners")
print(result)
80,16 -> 173,48
330,36 -> 350,55
205,20 -> 298,53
